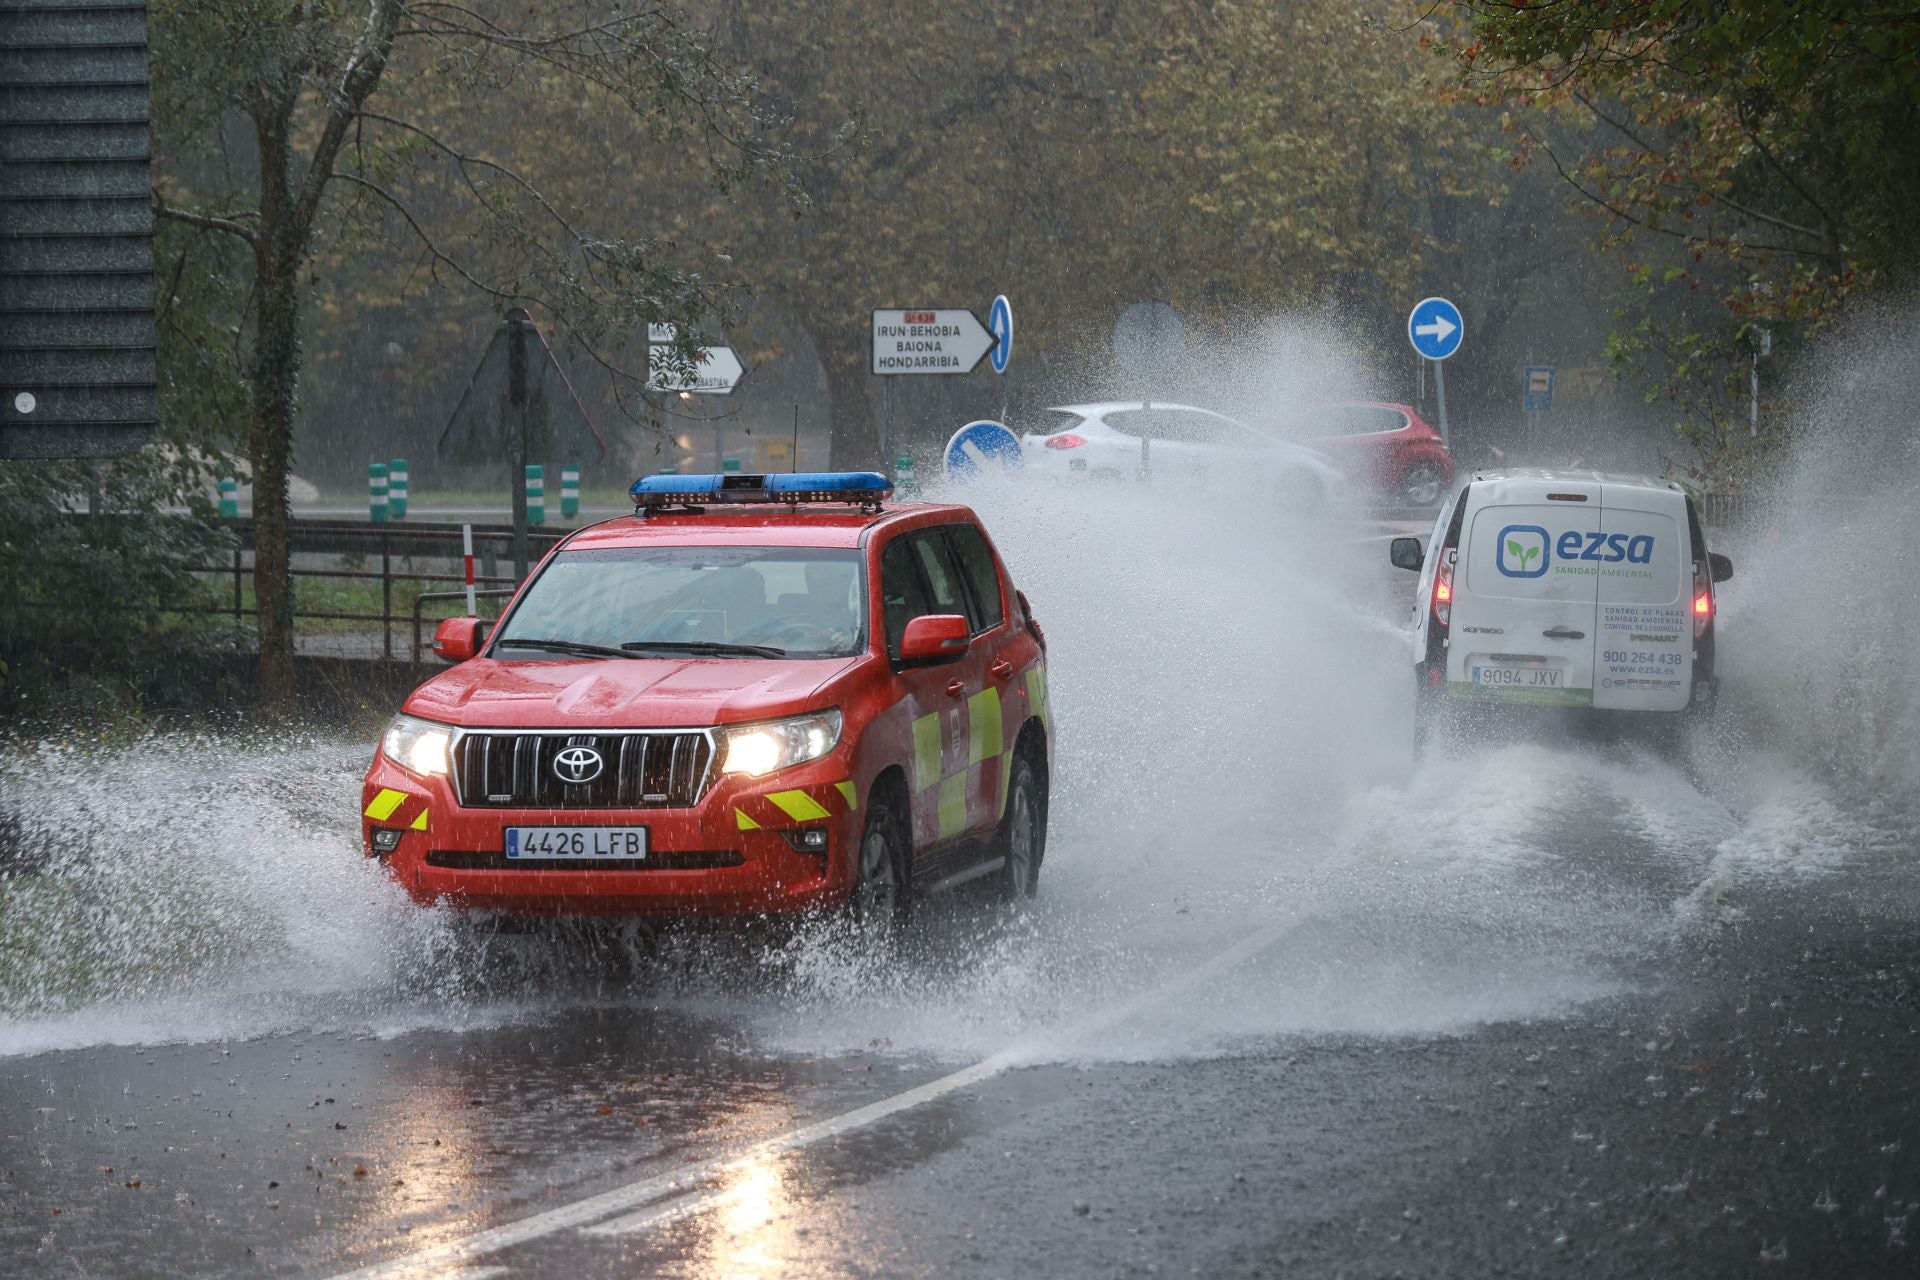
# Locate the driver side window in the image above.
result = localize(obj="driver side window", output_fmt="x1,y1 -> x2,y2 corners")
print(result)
881,539 -> 933,660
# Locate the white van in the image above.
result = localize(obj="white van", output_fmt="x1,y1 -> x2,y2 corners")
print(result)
1389,471 -> 1732,741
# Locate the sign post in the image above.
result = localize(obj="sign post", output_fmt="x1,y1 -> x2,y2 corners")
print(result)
462,523 -> 477,616
1522,364 -> 1554,457
439,308 -> 604,582
1406,297 -> 1464,447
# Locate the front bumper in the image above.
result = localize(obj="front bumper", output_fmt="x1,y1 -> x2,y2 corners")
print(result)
360,752 -> 863,918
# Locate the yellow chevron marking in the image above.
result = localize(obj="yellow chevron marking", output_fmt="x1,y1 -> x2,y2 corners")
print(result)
835,781 -> 857,809
364,789 -> 407,821
409,807 -> 429,832
736,809 -> 761,832
768,789 -> 831,822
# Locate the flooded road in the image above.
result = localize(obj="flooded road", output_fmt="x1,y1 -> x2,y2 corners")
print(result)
4,478 -> 1919,1278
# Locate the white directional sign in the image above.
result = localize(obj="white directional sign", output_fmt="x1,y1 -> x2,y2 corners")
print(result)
871,309 -> 995,375
648,326 -> 743,395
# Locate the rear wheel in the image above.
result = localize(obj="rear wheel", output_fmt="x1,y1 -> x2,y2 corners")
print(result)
1400,462 -> 1446,507
851,797 -> 910,934
996,754 -> 1045,901
1413,672 -> 1441,758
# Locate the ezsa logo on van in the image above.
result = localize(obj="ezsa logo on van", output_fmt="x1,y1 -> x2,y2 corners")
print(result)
1495,524 -> 1657,578
1495,524 -> 1549,578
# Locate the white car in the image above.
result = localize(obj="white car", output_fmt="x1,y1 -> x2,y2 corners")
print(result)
1020,402 -> 1346,506
1390,470 -> 1733,746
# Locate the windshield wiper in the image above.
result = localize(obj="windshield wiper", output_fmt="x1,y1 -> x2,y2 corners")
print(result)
620,640 -> 788,658
494,637 -> 640,659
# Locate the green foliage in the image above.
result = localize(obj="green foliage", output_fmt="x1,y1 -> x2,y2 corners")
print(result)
1452,0 -> 1920,480
0,460 -> 235,727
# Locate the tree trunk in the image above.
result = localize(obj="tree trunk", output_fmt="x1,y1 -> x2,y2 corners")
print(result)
249,104 -> 302,709
822,334 -> 877,470
248,280 -> 300,708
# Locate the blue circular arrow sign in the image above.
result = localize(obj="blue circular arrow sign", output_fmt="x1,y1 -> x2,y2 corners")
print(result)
1406,296 -> 1464,362
987,295 -> 1013,374
944,420 -> 1022,478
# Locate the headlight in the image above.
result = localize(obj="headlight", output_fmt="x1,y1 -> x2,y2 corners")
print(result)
718,709 -> 843,778
381,714 -> 452,778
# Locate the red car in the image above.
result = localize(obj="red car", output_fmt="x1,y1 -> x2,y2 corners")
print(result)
1289,401 -> 1454,507
360,472 -> 1052,927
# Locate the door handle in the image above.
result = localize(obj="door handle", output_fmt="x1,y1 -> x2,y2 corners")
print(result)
989,659 -> 1014,680
946,679 -> 967,698
1542,627 -> 1586,640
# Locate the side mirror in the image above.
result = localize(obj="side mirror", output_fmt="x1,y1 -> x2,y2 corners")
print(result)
1709,552 -> 1734,584
433,616 -> 483,662
899,614 -> 971,663
1389,536 -> 1425,572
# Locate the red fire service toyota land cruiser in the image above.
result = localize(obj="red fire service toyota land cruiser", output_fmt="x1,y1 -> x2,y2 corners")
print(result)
360,471 -> 1052,928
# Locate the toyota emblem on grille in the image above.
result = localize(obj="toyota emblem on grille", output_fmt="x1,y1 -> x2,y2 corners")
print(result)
552,745 -> 604,785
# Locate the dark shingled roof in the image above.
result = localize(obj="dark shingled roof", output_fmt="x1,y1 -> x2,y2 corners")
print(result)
0,0 -> 157,459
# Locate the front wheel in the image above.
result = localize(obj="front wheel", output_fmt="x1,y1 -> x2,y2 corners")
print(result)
996,754 -> 1045,901
850,797 -> 910,935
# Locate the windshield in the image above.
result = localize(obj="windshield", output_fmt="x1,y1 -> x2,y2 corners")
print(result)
493,546 -> 866,659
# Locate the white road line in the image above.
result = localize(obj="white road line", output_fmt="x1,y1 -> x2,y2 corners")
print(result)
322,921 -> 1291,1278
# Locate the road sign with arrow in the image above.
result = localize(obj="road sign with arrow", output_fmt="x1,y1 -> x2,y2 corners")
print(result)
1406,297 -> 1464,362
870,309 -> 995,375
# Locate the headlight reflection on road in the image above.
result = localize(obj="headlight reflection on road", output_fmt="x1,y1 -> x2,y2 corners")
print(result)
681,1153 -> 839,1280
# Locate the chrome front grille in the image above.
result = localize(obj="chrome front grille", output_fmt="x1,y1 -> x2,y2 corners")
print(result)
451,731 -> 713,809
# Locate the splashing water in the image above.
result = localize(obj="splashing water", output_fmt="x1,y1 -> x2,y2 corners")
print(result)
5,314 -> 1917,1065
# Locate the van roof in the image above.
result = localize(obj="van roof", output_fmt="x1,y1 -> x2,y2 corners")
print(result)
1466,467 -> 1684,493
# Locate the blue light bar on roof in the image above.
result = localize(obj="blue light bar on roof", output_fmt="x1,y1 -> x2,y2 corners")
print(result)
630,470 -> 892,508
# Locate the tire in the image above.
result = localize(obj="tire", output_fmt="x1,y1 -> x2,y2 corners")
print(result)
1400,462 -> 1446,507
996,753 -> 1045,902
851,794 -> 910,934
1413,673 -> 1440,759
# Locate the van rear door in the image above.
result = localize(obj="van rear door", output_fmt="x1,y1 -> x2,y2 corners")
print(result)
1591,484 -> 1691,711
1450,479 -> 1599,705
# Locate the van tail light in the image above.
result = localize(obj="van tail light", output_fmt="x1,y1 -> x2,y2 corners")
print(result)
1432,554 -> 1454,627
1044,433 -> 1087,450
1692,559 -> 1714,638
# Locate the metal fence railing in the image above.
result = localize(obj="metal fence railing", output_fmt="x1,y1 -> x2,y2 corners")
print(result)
183,518 -> 568,663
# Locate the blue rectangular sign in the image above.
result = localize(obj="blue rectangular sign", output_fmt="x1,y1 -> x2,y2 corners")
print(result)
1523,365 -> 1555,414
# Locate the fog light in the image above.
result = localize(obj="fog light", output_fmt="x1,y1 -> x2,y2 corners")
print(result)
370,828 -> 403,855
780,827 -> 829,854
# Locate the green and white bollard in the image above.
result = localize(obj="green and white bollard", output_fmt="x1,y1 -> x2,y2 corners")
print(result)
387,458 -> 409,519
217,475 -> 238,518
369,461 -> 389,522
525,464 -> 545,525
560,463 -> 580,519
894,455 -> 918,498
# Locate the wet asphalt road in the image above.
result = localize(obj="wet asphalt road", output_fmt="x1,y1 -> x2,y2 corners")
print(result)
5,830 -> 1918,1280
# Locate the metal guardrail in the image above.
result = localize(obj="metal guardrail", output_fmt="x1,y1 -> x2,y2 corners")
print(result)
181,518 -> 569,663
